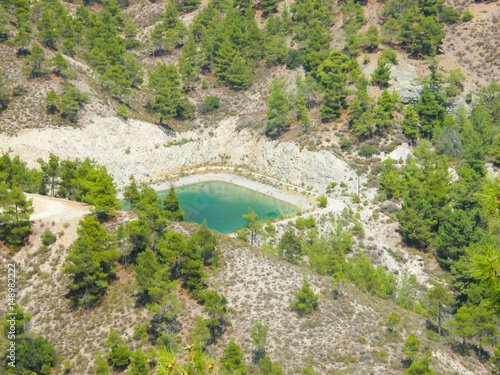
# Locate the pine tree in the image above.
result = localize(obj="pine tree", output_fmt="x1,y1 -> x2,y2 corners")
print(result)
321,87 -> 344,122
124,54 -> 144,87
265,78 -> 291,136
397,182 -> 437,249
178,33 -> 199,90
449,306 -> 475,346
180,244 -> 206,293
63,215 -> 119,306
261,0 -> 278,15
371,59 -> 392,88
51,52 -> 70,77
134,248 -> 173,304
0,186 -> 34,249
188,220 -> 218,266
297,96 -> 310,132
290,279 -> 320,316
416,88 -> 445,138
426,282 -> 452,336
124,19 -> 137,38
150,2 -> 187,54
101,65 -> 131,99
117,104 -> 130,119
190,316 -> 211,345
214,38 -> 235,82
226,54 -> 253,90
316,53 -> 351,121
27,44 -> 47,78
106,327 -> 131,368
163,187 -> 185,222
38,152 -> 59,196
386,312 -> 401,333
148,64 -> 183,124
131,349 -> 150,375
363,25 -> 380,52
342,0 -> 366,35
402,333 -> 420,364
402,104 -> 420,145
407,355 -> 435,375
349,79 -> 374,139
13,24 -> 31,55
178,0 -> 201,13
93,353 -> 110,375
242,207 -> 263,246
38,10 -> 60,49
251,320 -> 269,362
45,89 -> 60,114
201,290 -> 228,344
220,341 -> 248,374
278,229 -> 303,264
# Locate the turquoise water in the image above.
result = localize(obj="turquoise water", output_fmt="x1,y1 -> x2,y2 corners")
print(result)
157,182 -> 297,233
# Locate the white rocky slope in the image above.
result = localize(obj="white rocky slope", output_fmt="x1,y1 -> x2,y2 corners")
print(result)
1,115 -> 357,192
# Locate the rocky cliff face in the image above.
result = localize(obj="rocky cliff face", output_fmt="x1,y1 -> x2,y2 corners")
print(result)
0,115 -> 357,192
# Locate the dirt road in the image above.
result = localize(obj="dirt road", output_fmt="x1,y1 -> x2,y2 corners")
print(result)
27,194 -> 91,222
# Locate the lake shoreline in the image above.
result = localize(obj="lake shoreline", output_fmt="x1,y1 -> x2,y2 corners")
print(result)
149,172 -> 315,211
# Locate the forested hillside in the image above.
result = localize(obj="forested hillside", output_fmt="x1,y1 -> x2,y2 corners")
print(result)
1,0 -> 500,374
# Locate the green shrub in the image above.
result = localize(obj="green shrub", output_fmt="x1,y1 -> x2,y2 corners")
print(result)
290,280 -> 320,316
358,144 -> 375,158
380,48 -> 398,65
176,99 -> 196,120
363,52 -> 370,65
318,195 -> 327,208
41,229 -> 57,246
125,38 -> 140,49
199,96 -> 220,114
205,96 -> 220,111
295,216 -> 316,230
462,10 -> 474,22
340,137 -> 352,150
439,6 -> 460,24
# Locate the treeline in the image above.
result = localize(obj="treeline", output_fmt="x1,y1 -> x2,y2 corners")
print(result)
0,151 -> 119,249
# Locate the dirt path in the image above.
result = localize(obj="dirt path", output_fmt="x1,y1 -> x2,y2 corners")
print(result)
27,194 -> 91,222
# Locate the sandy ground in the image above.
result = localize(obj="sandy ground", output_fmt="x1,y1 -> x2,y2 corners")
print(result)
27,194 -> 91,222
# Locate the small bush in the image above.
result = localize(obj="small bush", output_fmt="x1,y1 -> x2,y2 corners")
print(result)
198,96 -> 220,114
340,137 -> 352,150
41,230 -> 57,246
290,280 -> 320,316
461,10 -> 474,22
380,48 -> 398,65
176,99 -> 196,120
358,144 -> 375,158
318,195 -> 327,208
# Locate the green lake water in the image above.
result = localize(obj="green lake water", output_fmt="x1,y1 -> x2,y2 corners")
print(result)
157,181 -> 297,233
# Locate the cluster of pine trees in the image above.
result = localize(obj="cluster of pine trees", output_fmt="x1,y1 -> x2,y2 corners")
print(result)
375,79 -> 500,365
0,0 -> 469,132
